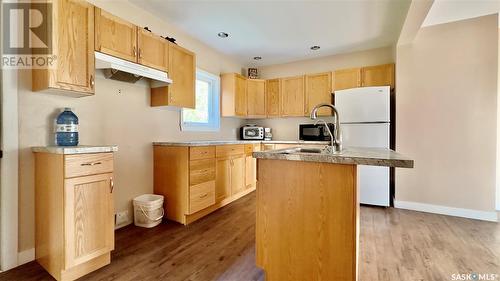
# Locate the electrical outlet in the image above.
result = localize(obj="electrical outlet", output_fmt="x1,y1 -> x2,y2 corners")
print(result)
115,210 -> 129,226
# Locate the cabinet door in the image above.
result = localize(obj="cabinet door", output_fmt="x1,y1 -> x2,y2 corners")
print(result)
332,68 -> 361,91
138,29 -> 168,71
95,8 -> 137,62
281,76 -> 305,117
231,156 -> 246,195
361,64 -> 395,89
235,75 -> 248,116
305,72 -> 332,117
168,43 -> 196,108
215,158 -> 231,202
64,173 -> 114,269
245,155 -> 256,189
53,0 -> 95,94
266,79 -> 280,117
247,79 -> 266,117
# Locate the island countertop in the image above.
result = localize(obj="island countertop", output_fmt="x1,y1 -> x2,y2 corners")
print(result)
253,146 -> 414,168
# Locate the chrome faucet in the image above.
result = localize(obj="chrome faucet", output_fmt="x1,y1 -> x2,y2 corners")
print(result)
310,103 -> 342,153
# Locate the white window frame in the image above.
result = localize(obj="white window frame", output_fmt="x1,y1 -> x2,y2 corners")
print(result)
181,69 -> 220,132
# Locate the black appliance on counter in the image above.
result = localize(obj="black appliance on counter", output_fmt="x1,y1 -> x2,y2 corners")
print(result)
299,123 -> 335,141
240,125 -> 264,140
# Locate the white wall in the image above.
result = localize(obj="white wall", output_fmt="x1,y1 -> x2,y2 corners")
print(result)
16,0 -> 245,254
395,14 -> 498,221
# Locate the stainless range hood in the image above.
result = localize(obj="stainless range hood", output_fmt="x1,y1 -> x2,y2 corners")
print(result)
95,51 -> 172,86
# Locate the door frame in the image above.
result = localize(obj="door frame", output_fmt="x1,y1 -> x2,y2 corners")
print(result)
0,0 -> 20,268
0,68 -> 19,271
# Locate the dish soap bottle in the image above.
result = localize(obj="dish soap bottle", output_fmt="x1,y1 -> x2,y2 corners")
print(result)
55,108 -> 79,146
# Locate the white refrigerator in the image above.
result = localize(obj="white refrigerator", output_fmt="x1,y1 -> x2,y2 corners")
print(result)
334,86 -> 391,206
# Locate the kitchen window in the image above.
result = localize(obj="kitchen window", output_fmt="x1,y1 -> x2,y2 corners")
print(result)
181,69 -> 220,131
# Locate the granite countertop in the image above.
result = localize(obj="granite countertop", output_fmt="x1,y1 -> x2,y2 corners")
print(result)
32,145 -> 118,155
153,140 -> 330,146
253,146 -> 414,168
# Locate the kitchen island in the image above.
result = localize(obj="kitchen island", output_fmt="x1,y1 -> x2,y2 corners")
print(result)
253,147 -> 413,281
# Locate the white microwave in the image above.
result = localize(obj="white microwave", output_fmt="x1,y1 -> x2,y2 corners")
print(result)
240,125 -> 264,140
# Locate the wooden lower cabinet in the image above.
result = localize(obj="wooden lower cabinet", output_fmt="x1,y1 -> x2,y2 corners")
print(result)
34,152 -> 115,281
215,158 -> 231,202
154,144 -> 256,225
230,156 -> 246,195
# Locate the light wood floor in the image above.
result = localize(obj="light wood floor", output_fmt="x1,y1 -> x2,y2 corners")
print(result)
1,192 -> 498,281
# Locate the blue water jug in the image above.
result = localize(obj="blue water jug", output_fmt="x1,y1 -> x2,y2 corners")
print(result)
55,108 -> 79,146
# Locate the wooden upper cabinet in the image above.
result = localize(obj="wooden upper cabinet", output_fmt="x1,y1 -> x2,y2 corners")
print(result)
361,63 -> 395,89
281,76 -> 305,117
32,0 -> 95,96
168,43 -> 196,108
332,68 -> 361,92
246,79 -> 266,117
94,8 -> 137,62
221,73 -> 247,117
305,72 -> 333,116
266,79 -> 280,117
137,29 -> 168,72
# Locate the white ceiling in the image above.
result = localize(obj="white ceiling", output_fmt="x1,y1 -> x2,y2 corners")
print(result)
422,0 -> 500,27
130,0 -> 411,66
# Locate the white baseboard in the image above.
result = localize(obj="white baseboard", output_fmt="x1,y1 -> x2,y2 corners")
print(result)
17,248 -> 35,266
394,200 -> 499,222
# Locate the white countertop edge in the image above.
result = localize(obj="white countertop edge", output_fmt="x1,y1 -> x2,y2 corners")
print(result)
32,145 -> 119,155
153,140 -> 329,146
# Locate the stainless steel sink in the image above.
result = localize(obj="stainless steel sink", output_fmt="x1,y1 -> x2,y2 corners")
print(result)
276,147 -> 323,154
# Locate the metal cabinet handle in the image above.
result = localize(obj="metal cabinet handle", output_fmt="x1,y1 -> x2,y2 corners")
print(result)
199,193 -> 208,199
110,177 -> 114,193
81,161 -> 101,166
90,75 -> 94,87
133,46 -> 137,57
139,48 -> 142,59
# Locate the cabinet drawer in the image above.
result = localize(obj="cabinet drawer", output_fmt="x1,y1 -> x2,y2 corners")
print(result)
189,181 -> 215,214
189,159 -> 216,186
190,146 -> 215,160
216,145 -> 244,158
65,153 -> 113,178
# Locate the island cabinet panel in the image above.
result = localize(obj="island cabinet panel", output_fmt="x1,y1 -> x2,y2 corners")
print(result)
305,72 -> 333,116
35,152 -> 115,281
361,63 -> 395,89
153,144 -> 255,225
280,75 -> 306,117
32,0 -> 95,96
94,7 -> 137,62
332,68 -> 361,92
265,79 -> 281,117
256,159 -> 358,281
137,29 -> 169,72
247,79 -> 266,117
221,73 -> 248,117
